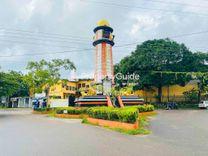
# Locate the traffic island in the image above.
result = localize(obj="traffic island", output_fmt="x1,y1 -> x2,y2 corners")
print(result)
82,106 -> 156,135
33,108 -> 53,114
54,114 -> 88,119
86,117 -> 139,130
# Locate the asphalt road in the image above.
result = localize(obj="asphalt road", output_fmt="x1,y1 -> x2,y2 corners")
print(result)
0,109 -> 208,156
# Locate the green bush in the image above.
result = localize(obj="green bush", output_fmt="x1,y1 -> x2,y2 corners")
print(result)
55,107 -> 88,115
34,107 -> 51,112
87,107 -> 138,123
127,104 -> 154,112
183,89 -> 199,103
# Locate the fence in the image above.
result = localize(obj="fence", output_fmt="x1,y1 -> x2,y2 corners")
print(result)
142,95 -> 207,104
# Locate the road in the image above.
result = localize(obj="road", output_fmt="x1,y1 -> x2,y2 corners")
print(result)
0,109 -> 208,156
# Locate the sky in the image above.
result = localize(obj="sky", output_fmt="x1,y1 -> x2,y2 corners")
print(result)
0,0 -> 207,79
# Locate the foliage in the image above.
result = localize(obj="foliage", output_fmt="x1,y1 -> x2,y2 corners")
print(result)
25,59 -> 76,96
183,89 -> 199,103
105,86 -> 134,106
87,107 -> 138,123
55,107 -> 88,115
119,85 -> 134,96
34,107 -> 52,112
0,71 -> 29,97
127,104 -> 154,112
82,109 -> 152,135
191,72 -> 208,97
115,39 -> 208,102
79,85 -> 96,96
137,104 -> 154,112
111,126 -> 150,135
113,115 -> 151,135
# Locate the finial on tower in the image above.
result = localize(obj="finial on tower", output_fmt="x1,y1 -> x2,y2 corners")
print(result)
97,19 -> 110,27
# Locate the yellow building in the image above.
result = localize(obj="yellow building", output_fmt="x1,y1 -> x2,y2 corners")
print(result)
49,78 -> 198,103
134,80 -> 198,102
49,79 -> 94,99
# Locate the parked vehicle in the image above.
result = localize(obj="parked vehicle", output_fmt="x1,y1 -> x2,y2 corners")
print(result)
198,100 -> 208,109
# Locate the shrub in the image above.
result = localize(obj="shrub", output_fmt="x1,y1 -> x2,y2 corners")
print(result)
55,107 -> 88,115
87,107 -> 138,123
34,107 -> 51,112
183,89 -> 199,103
127,104 -> 154,112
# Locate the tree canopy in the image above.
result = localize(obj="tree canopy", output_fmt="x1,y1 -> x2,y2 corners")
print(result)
0,71 -> 29,97
115,39 -> 208,102
25,59 -> 76,97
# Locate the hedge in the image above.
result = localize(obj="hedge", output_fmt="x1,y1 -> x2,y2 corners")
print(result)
128,104 -> 154,112
87,107 -> 138,124
55,107 -> 88,115
138,105 -> 154,112
34,107 -> 51,112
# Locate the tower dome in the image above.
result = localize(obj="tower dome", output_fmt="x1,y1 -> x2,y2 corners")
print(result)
97,19 -> 110,27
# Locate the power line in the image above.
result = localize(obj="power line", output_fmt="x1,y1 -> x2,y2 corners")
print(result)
0,23 -> 207,49
0,29 -> 207,58
145,0 -> 208,9
117,30 -> 208,47
0,42 -> 206,59
169,30 -> 208,38
82,0 -> 208,17
0,38 -> 91,48
0,31 -> 90,43
0,27 -> 90,41
0,48 -> 94,58
0,44 -> 135,58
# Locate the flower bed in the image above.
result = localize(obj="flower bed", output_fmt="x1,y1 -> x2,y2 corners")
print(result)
86,107 -> 138,124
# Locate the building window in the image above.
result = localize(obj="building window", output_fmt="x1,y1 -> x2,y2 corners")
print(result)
78,84 -> 81,88
72,87 -> 76,91
82,83 -> 85,87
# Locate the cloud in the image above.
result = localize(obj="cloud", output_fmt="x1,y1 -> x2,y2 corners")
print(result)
63,0 -> 79,12
18,0 -> 53,21
129,14 -> 160,36
0,0 -> 207,77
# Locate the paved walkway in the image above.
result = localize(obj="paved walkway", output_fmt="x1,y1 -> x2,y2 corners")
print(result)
0,109 -> 208,156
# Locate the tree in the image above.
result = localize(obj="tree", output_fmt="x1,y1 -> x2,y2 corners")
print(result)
0,71 -> 29,97
25,59 -> 76,99
115,39 -> 208,103
191,72 -> 208,102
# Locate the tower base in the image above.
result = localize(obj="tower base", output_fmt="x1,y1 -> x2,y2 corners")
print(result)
74,95 -> 113,107
116,96 -> 144,107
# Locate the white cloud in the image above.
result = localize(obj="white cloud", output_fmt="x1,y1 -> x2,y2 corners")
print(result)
18,0 -> 53,21
130,14 -> 160,36
0,0 -> 207,75
64,0 -> 78,12
0,45 -> 25,61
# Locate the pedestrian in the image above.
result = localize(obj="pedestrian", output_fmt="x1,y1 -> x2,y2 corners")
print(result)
42,99 -> 47,108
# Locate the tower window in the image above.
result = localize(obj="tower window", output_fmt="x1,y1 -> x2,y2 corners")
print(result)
103,30 -> 110,39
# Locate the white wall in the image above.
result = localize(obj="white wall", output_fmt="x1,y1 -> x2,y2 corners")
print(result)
50,99 -> 68,108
